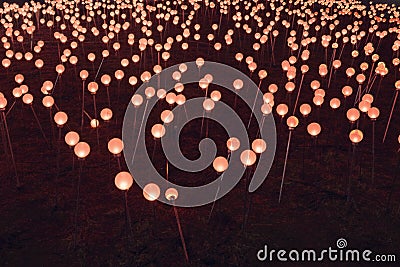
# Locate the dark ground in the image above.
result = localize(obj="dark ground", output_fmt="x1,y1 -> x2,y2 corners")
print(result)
0,0 -> 400,266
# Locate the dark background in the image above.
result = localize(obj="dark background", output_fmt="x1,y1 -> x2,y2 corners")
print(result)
3,0 -> 400,4
0,0 -> 400,266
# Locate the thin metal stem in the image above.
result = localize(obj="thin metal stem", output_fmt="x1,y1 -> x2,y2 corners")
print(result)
173,203 -> 189,263
93,94 -> 100,146
383,91 -> 398,143
30,106 -> 50,148
73,160 -> 84,249
1,111 -> 20,187
81,80 -> 85,134
208,172 -> 223,222
372,121 -> 375,184
124,190 -> 133,241
279,130 -> 293,203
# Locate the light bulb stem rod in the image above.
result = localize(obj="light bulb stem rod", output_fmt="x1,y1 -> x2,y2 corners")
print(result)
80,80 -> 85,135
0,113 -> 8,157
131,101 -> 148,164
173,204 -> 189,263
247,84 -> 260,129
83,109 -> 93,121
106,86 -> 111,109
208,172 -> 224,223
52,74 -> 60,96
151,139 -> 157,162
279,130 -> 293,203
117,156 -> 122,171
372,121 -> 375,184
72,150 -> 75,171
327,64 -> 334,90
92,94 -> 100,146
200,110 -> 205,138
5,99 -> 16,117
124,190 -> 133,241
242,166 -> 253,230
30,106 -> 50,149
365,62 -> 376,89
338,43 -> 346,61
383,91 -> 398,143
366,74 -> 377,94
73,160 -> 84,249
166,159 -> 169,181
292,74 -> 305,115
205,113 -> 209,138
256,116 -> 266,139
1,111 -> 20,187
